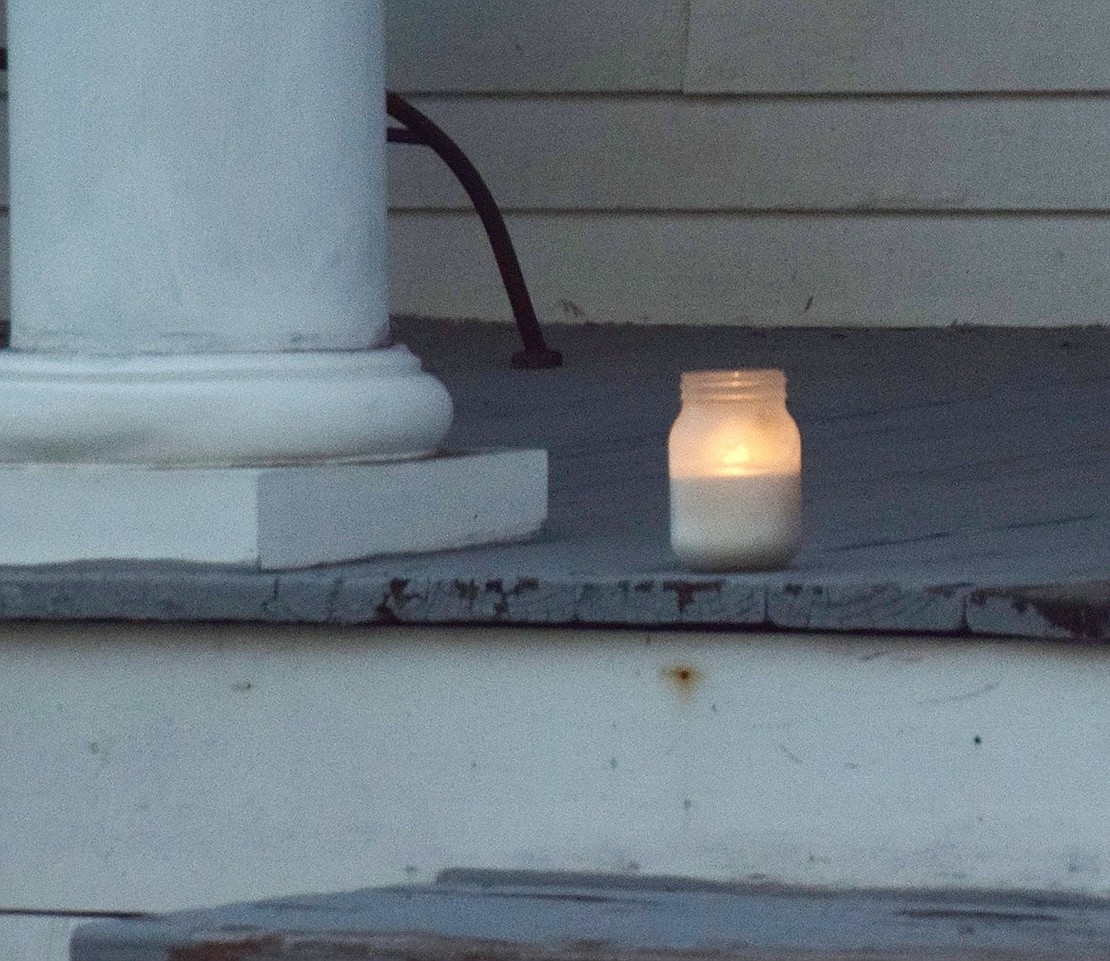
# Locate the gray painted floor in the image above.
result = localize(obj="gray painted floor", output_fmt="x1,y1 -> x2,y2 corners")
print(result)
0,320 -> 1106,640
71,870 -> 1110,960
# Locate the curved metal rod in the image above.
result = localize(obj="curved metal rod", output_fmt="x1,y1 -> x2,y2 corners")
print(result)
387,92 -> 562,369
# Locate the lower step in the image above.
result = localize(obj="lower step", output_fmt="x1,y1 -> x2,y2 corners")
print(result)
70,869 -> 1110,960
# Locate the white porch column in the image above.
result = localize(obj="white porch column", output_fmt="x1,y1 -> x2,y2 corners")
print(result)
10,3 -> 394,356
0,2 -> 545,567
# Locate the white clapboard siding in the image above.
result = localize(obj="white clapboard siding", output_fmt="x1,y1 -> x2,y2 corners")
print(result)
390,211 -> 1110,327
390,96 -> 1110,211
687,0 -> 1110,92
385,0 -> 688,93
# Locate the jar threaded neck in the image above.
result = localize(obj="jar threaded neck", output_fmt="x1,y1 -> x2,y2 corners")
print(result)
680,368 -> 786,402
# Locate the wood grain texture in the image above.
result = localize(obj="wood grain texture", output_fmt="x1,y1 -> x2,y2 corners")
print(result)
385,0 -> 688,93
388,212 -> 1110,327
389,96 -> 1110,212
686,0 -> 1110,92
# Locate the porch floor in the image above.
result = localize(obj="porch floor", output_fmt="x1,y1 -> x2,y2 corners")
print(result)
0,320 -> 1106,641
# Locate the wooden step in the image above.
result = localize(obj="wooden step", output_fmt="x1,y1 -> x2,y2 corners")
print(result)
70,870 -> 1110,960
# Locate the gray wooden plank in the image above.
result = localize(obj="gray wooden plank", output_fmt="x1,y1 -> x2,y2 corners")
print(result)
388,212 -> 1110,328
386,0 -> 688,93
686,0 -> 1110,92
337,575 -> 766,628
389,96 -> 1110,212
767,584 -> 968,635
71,873 -> 1110,960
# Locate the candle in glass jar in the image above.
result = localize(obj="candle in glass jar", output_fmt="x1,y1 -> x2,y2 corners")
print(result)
668,369 -> 802,571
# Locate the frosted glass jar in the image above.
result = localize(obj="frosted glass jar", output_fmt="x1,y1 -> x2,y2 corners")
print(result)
669,369 -> 802,571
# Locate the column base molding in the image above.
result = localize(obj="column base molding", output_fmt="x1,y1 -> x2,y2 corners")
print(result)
0,449 -> 547,568
0,345 -> 452,465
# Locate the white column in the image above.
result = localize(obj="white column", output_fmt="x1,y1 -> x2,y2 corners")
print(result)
0,0 -> 452,466
10,1 -> 390,355
0,1 -> 548,568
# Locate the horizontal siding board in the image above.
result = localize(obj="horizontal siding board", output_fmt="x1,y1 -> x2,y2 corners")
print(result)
686,0 -> 1110,93
385,0 -> 688,93
389,211 -> 1110,327
1,210 -> 1100,331
389,96 -> 1110,212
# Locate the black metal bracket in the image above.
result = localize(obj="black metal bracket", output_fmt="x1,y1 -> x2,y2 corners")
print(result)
387,92 -> 562,369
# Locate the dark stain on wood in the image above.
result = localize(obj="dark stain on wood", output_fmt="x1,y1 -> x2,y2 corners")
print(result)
661,581 -> 723,614
1026,596 -> 1110,643
374,577 -> 423,622
169,932 -> 801,961
168,935 -> 281,961
971,582 -> 1110,642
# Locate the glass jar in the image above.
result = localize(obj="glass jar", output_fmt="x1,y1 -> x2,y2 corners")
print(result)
668,369 -> 802,571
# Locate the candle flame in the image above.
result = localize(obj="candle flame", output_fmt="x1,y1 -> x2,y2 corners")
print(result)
720,443 -> 752,468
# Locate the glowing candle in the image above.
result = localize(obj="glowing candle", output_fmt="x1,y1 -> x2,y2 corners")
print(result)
669,369 -> 802,571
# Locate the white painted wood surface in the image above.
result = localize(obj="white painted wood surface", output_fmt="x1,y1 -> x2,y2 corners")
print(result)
390,212 -> 1110,326
389,96 -> 1110,211
0,916 -> 87,961
385,0 -> 1110,94
686,0 -> 1110,93
7,4 -> 391,354
385,0 -> 688,93
4,622 -> 1110,917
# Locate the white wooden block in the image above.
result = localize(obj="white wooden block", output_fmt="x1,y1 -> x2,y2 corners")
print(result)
0,916 -> 85,961
0,450 -> 548,568
385,0 -> 687,93
389,211 -> 1110,327
389,96 -> 1110,211
686,0 -> 1110,92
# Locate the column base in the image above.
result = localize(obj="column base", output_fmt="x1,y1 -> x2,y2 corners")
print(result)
0,345 -> 452,465
0,450 -> 547,568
